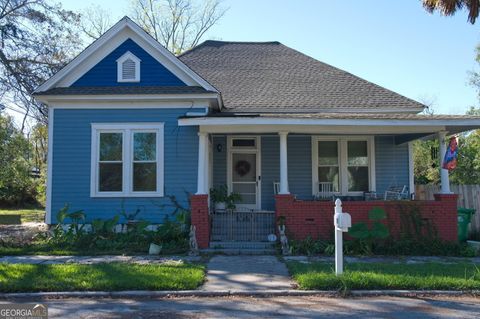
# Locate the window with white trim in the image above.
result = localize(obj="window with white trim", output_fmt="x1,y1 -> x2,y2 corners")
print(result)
312,137 -> 375,196
91,123 -> 164,197
116,51 -> 141,82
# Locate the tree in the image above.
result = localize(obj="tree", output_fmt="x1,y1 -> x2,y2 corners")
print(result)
0,111 -> 35,205
131,0 -> 227,54
423,0 -> 480,24
0,0 -> 83,125
80,4 -> 114,41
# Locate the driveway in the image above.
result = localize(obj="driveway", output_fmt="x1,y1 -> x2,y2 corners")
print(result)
5,295 -> 479,318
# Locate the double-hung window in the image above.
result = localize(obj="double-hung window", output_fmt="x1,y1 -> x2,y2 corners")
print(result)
91,123 -> 164,197
312,137 -> 375,196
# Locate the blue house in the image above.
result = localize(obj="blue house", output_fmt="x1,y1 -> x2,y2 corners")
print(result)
34,17 -> 480,247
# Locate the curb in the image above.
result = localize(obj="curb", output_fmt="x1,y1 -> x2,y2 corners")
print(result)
0,290 -> 478,299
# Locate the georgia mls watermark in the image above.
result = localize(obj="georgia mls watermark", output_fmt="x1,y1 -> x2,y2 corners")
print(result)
0,304 -> 48,319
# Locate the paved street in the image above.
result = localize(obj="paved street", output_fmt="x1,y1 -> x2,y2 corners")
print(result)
4,295 -> 478,318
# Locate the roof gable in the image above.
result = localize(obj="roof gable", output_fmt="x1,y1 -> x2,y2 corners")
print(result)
34,17 -> 217,93
179,41 -> 425,113
72,39 -> 186,87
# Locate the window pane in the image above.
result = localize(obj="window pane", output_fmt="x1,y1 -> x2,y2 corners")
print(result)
99,163 -> 122,191
348,167 -> 369,192
133,163 -> 157,192
134,132 -> 156,161
232,139 -> 255,147
348,141 -> 368,166
100,133 -> 122,161
318,141 -> 338,165
318,167 -> 339,192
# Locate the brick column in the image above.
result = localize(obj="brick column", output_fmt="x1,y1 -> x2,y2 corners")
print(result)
434,193 -> 459,242
190,194 -> 210,249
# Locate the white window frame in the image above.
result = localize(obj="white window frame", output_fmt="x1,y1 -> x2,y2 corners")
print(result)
312,136 -> 375,196
91,123 -> 164,197
116,51 -> 141,83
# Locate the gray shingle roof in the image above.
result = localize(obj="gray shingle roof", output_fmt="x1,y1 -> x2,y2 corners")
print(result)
34,86 -> 214,96
179,41 -> 425,113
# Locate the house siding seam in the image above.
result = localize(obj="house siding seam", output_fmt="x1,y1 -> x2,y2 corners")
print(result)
72,39 -> 187,87
51,108 -> 197,223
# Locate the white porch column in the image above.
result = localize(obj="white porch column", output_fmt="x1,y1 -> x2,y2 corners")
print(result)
279,131 -> 290,194
438,131 -> 451,194
196,132 -> 208,195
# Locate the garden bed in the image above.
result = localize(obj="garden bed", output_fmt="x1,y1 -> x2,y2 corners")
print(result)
0,262 -> 205,292
287,261 -> 480,291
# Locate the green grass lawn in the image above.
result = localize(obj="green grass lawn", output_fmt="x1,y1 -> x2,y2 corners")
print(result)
0,262 -> 205,292
0,208 -> 44,223
287,261 -> 480,291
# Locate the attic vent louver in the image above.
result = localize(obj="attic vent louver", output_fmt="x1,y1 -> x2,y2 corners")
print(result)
116,51 -> 141,82
122,59 -> 136,80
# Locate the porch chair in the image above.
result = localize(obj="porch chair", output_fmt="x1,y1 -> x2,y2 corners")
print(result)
314,182 -> 335,201
273,182 -> 280,195
384,185 -> 409,200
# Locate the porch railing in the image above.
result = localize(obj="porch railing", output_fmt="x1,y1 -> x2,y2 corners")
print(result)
210,209 -> 276,242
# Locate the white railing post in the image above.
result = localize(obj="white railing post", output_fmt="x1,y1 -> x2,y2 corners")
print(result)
278,131 -> 289,194
438,131 -> 451,194
196,132 -> 208,195
334,198 -> 343,275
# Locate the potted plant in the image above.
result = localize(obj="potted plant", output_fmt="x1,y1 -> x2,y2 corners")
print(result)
210,185 -> 228,210
210,185 -> 242,210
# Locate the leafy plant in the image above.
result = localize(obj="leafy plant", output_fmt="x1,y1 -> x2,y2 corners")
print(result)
289,236 -> 329,256
210,185 -> 242,209
55,204 -> 86,235
91,215 -> 119,237
348,207 -> 390,255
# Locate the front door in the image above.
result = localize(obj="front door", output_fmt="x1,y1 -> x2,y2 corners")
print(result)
228,136 -> 261,210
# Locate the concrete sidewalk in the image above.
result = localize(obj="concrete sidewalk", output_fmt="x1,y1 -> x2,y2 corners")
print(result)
0,255 -> 201,264
201,255 -> 294,291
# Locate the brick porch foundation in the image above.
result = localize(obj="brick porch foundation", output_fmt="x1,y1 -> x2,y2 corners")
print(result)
275,193 -> 458,242
190,194 -> 210,249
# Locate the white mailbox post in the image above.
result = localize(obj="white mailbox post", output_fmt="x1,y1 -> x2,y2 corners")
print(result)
334,199 -> 351,276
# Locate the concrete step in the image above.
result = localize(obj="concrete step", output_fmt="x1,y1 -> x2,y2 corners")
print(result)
202,248 -> 277,255
209,241 -> 276,250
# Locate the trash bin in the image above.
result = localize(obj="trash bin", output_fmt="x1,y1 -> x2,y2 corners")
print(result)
457,208 -> 476,242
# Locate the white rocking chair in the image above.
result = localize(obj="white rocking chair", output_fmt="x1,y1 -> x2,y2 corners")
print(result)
315,182 -> 334,200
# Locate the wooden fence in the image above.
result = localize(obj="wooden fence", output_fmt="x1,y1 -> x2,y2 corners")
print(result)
415,184 -> 480,236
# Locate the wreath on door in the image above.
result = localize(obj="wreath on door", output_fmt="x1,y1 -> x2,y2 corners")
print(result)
235,160 -> 251,177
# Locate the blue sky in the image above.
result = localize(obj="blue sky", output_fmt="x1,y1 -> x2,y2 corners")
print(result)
60,0 -> 480,114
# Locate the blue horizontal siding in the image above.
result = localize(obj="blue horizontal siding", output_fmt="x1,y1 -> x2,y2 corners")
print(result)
51,108 -> 197,223
375,136 -> 410,194
72,39 -> 186,87
212,135 -> 410,210
212,135 -> 227,188
261,136 -> 279,210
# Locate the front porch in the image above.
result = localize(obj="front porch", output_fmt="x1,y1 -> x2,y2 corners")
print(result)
184,116 -> 468,249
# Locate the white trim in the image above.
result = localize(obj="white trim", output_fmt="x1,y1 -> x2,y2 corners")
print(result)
278,132 -> 289,194
408,142 -> 414,197
311,136 -> 375,196
45,108 -> 54,224
47,101 -> 209,110
438,131 -> 452,194
90,123 -> 164,198
34,17 -> 217,93
116,51 -> 141,82
196,132 -> 208,195
180,117 -> 480,128
36,94 -> 218,105
198,124 -> 445,135
227,136 -> 262,210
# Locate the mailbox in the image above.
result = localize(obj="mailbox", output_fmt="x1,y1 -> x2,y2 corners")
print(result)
334,212 -> 351,232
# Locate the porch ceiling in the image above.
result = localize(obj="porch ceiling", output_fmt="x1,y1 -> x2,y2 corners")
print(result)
178,113 -> 480,141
